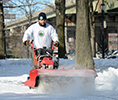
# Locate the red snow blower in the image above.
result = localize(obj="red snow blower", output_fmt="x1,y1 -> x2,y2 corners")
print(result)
25,41 -> 97,88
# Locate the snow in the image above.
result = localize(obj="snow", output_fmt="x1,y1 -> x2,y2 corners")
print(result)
0,58 -> 118,100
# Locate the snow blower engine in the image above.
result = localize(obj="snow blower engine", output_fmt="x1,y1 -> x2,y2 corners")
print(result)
29,40 -> 59,69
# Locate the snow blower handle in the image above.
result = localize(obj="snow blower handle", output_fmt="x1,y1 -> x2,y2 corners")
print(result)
28,40 -> 34,45
30,40 -> 34,44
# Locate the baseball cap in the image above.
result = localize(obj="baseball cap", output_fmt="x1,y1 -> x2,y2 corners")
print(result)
38,12 -> 47,20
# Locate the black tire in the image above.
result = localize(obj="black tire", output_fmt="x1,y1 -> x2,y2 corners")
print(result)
54,61 -> 59,69
27,76 -> 30,80
35,76 -> 40,87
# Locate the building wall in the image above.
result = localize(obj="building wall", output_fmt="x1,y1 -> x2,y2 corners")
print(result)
95,14 -> 118,54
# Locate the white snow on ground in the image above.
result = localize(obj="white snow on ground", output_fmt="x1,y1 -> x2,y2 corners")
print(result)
0,58 -> 118,100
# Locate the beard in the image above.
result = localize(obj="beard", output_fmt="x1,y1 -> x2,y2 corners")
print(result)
39,22 -> 46,27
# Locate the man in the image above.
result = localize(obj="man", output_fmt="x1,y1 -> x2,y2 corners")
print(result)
23,12 -> 59,49
23,12 -> 59,68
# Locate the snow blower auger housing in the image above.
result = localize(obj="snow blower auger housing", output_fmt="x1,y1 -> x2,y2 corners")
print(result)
25,41 -> 98,88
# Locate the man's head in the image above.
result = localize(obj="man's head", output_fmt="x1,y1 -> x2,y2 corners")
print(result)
38,12 -> 46,26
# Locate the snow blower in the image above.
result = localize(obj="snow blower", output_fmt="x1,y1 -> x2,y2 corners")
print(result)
24,41 -> 97,89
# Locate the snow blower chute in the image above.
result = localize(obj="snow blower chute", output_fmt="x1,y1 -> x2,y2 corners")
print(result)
25,41 -> 97,88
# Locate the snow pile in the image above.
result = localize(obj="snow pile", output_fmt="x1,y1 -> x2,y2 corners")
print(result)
94,58 -> 118,71
96,67 -> 118,93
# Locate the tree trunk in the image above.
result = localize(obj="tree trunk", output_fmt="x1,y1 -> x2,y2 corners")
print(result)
89,0 -> 96,57
55,0 -> 66,58
75,0 -> 94,70
90,23 -> 96,57
0,2 -> 5,59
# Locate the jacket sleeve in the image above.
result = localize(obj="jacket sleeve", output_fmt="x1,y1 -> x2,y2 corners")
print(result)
22,25 -> 33,42
50,26 -> 59,42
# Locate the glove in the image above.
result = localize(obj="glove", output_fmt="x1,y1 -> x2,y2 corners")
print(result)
54,41 -> 59,47
23,40 -> 30,46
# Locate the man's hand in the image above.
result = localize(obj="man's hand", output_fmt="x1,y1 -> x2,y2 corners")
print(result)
23,40 -> 30,46
54,41 -> 59,47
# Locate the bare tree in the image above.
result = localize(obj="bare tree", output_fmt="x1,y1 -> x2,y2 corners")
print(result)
3,0 -> 11,4
3,0 -> 54,25
0,1 -> 5,59
89,0 -> 96,57
89,0 -> 101,57
55,0 -> 66,58
75,0 -> 94,70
